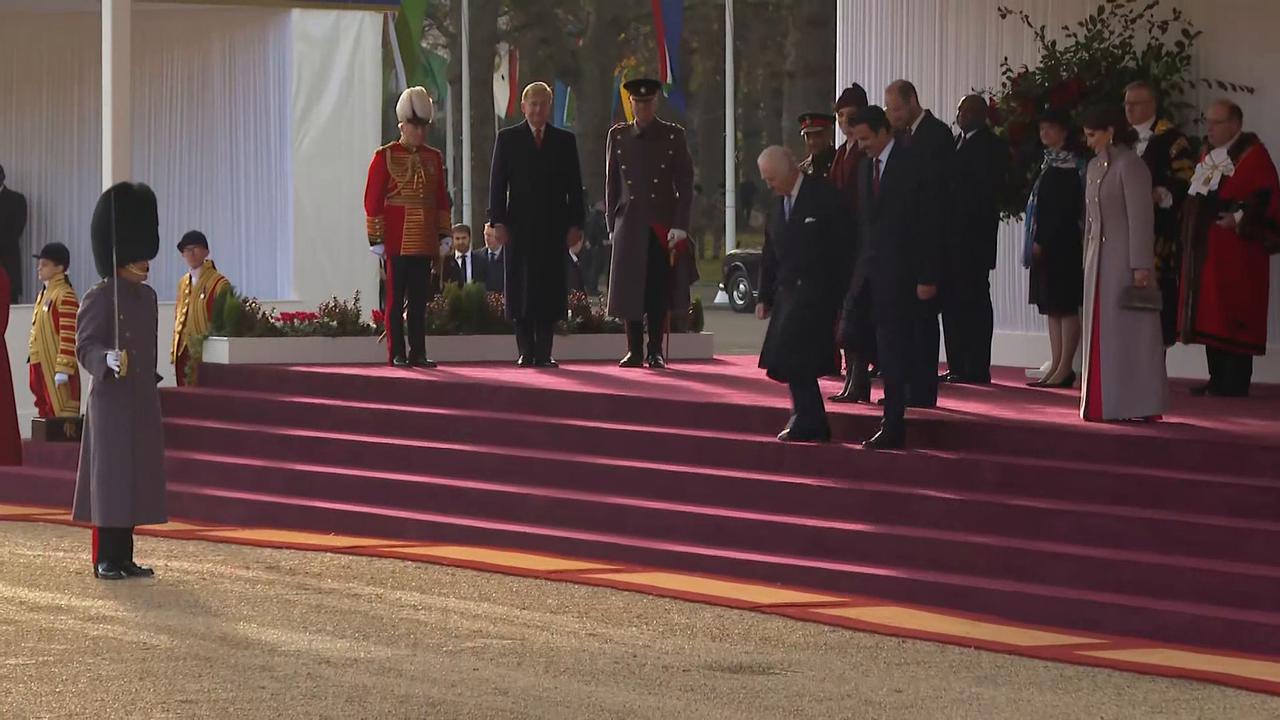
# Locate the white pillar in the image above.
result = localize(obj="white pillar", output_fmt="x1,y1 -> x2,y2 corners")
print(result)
460,0 -> 473,229
102,0 -> 132,188
715,0 -> 736,306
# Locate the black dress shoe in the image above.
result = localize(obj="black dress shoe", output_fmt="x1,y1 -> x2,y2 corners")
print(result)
619,352 -> 644,368
646,353 -> 667,369
122,561 -> 155,578
777,427 -> 831,443
534,358 -> 560,368
863,428 -> 905,450
408,356 -> 438,369
1191,383 -> 1247,398
94,562 -> 127,580
876,398 -> 936,409
517,355 -> 535,368
391,356 -> 410,368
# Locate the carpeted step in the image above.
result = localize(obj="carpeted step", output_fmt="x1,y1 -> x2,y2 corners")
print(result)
159,391 -> 1280,522
182,365 -> 1280,480
154,444 -> 1280,615
160,480 -> 1280,657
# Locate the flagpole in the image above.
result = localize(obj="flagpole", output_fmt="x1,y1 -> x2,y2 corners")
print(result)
461,0 -> 473,230
724,0 -> 736,255
445,93 -> 456,221
716,0 -> 736,306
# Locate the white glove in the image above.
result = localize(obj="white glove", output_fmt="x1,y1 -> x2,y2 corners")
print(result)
1154,186 -> 1174,210
666,229 -> 688,248
105,351 -> 121,376
54,372 -> 69,386
370,243 -> 386,257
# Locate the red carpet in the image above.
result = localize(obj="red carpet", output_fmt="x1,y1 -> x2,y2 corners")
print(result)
4,357 -> 1279,658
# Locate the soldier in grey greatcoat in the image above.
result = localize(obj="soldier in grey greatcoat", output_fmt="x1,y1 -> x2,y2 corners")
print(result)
605,78 -> 696,369
71,182 -> 166,580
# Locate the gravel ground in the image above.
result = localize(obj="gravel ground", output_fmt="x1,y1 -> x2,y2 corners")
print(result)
2,522 -> 1276,720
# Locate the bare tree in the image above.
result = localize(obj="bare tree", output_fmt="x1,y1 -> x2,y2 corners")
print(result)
780,1 -> 836,157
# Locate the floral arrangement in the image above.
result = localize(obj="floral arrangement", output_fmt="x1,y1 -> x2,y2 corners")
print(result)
565,290 -> 625,334
988,0 -> 1247,219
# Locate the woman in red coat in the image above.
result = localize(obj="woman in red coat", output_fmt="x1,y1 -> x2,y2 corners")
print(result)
0,267 -> 24,465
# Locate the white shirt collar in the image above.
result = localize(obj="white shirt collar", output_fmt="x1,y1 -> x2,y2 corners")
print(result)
787,172 -> 804,203
1134,117 -> 1157,138
454,249 -> 469,260
486,246 -> 502,259
568,247 -> 580,263
876,138 -> 896,169
1213,132 -> 1244,155
189,265 -> 203,283
910,111 -> 928,136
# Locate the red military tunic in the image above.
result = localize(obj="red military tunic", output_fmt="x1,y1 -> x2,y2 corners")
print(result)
1179,133 -> 1280,355
364,141 -> 451,258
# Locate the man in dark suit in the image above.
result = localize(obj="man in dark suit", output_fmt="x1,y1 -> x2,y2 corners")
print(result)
472,223 -> 506,294
0,165 -> 28,303
488,82 -> 586,368
940,94 -> 1006,384
884,80 -> 951,408
848,106 -> 941,449
1124,80 -> 1195,347
755,146 -> 853,443
441,223 -> 475,289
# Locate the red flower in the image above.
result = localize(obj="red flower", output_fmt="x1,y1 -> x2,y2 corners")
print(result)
371,309 -> 385,326
1047,78 -> 1085,110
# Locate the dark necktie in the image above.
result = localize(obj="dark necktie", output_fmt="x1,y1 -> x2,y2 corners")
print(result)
534,128 -> 544,148
460,255 -> 468,281
873,158 -> 882,198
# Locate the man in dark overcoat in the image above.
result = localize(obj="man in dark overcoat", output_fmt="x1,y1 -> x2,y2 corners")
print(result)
72,182 -> 166,580
755,146 -> 853,443
488,82 -> 586,367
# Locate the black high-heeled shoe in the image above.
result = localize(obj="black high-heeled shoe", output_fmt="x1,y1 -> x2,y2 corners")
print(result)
1041,370 -> 1077,389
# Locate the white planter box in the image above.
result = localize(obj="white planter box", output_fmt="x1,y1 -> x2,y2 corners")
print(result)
202,332 -> 715,365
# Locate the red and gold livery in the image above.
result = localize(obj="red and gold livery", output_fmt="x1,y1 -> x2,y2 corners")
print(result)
28,273 -> 80,417
364,141 -> 452,257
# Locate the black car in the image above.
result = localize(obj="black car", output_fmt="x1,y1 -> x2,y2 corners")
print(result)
720,248 -> 761,313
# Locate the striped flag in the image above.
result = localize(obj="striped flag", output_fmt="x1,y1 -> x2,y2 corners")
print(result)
492,42 -> 519,119
650,0 -> 686,112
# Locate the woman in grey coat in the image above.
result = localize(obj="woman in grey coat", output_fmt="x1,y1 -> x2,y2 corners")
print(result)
71,183 -> 166,580
1079,106 -> 1168,422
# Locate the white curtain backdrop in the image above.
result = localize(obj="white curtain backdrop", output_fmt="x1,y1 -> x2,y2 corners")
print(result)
0,5 -> 293,303
836,0 -> 1280,379
0,5 -> 382,435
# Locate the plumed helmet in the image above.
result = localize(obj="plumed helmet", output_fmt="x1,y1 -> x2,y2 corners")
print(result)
90,182 -> 160,278
396,86 -> 434,125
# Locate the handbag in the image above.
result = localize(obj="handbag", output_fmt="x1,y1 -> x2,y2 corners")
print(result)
1121,284 -> 1162,311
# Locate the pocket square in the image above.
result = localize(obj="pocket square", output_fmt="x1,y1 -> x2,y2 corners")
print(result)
804,216 -> 817,224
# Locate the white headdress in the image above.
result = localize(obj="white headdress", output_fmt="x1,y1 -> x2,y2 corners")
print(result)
396,87 -> 434,124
